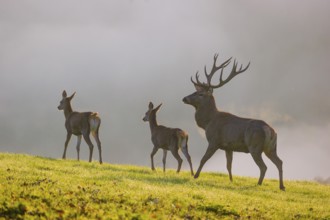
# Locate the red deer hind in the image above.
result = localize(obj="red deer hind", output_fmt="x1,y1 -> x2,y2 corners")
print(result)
143,102 -> 194,175
58,90 -> 103,164
182,54 -> 285,190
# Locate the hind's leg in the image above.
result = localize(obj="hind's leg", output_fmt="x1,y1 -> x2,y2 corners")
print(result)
63,133 -> 72,159
225,150 -> 233,182
92,131 -> 102,164
83,133 -> 94,162
76,135 -> 82,161
265,151 -> 285,191
150,146 -> 158,171
162,150 -> 167,172
171,149 -> 183,173
181,145 -> 194,176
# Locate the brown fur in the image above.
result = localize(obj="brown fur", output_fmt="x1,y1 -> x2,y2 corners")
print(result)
58,90 -> 103,164
143,102 -> 194,175
183,54 -> 285,190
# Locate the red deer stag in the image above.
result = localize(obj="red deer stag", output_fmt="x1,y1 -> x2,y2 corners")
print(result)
182,54 -> 285,190
58,90 -> 103,164
143,102 -> 194,175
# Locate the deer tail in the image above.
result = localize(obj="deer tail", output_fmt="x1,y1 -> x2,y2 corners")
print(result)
263,125 -> 277,151
176,130 -> 188,150
89,112 -> 101,132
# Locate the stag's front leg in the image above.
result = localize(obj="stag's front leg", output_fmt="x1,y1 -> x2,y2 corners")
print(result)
194,145 -> 218,179
162,150 -> 167,172
150,146 -> 158,171
83,133 -> 94,162
225,150 -> 233,182
63,132 -> 72,159
76,135 -> 82,161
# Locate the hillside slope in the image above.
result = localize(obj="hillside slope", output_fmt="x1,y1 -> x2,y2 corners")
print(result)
0,153 -> 329,219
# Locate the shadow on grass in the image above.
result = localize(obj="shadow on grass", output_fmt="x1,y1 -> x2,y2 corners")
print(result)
135,174 -> 192,186
197,204 -> 240,218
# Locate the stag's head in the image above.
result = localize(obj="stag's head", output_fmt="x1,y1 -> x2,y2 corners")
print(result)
58,90 -> 76,110
183,53 -> 250,109
143,102 -> 162,122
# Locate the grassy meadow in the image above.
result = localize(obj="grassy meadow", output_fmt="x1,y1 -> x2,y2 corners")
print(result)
0,153 -> 329,219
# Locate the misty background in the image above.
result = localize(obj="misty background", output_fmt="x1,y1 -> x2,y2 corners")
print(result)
1,0 -> 329,182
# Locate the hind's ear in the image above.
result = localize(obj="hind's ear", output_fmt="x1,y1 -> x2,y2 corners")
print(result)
62,90 -> 67,98
148,102 -> 154,110
68,92 -> 76,100
154,103 -> 162,112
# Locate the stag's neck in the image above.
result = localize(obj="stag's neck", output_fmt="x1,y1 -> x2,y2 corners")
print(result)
195,97 -> 218,129
63,104 -> 73,119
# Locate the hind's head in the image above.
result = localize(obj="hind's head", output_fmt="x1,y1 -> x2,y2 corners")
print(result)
58,90 -> 75,110
143,102 -> 162,122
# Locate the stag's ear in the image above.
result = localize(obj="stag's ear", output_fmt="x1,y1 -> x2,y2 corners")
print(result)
194,84 -> 205,92
194,85 -> 213,95
62,90 -> 67,98
148,102 -> 154,110
154,103 -> 162,112
68,92 -> 76,100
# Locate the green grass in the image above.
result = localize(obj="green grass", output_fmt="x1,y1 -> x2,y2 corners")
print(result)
0,153 -> 329,219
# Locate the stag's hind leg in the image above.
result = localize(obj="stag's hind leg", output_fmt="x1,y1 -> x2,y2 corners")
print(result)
250,151 -> 267,186
265,150 -> 285,191
92,131 -> 102,164
63,132 -> 72,159
225,150 -> 233,182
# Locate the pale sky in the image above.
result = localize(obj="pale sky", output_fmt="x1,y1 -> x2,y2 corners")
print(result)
1,0 -> 330,181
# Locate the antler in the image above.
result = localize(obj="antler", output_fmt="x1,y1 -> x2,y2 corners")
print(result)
191,53 -> 250,90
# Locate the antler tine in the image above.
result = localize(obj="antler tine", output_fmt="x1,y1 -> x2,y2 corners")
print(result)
191,71 -> 208,88
218,56 -> 232,69
191,53 -> 249,90
190,72 -> 199,86
237,61 -> 250,73
212,58 -> 250,88
213,53 -> 219,64
203,54 -> 218,81
205,56 -> 232,86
